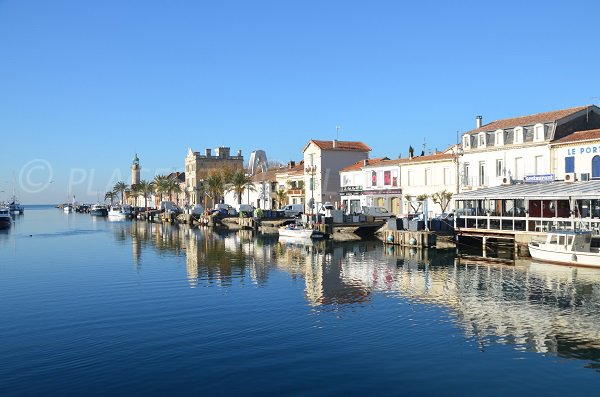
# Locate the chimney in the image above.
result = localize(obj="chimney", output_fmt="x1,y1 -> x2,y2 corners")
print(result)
363,159 -> 368,166
237,149 -> 242,157
476,115 -> 483,129
288,160 -> 296,169
205,148 -> 211,157
332,139 -> 337,148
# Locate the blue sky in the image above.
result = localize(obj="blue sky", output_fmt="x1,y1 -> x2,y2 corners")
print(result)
1,0 -> 599,203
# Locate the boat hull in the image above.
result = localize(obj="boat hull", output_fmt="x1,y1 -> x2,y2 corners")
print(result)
278,228 -> 324,239
0,218 -> 11,229
90,209 -> 108,217
528,243 -> 600,268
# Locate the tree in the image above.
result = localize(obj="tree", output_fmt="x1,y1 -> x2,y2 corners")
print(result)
137,180 -> 154,210
416,194 -> 429,212
153,175 -> 168,202
165,177 -> 182,202
225,170 -> 255,205
431,190 -> 453,213
113,181 -> 128,204
205,173 -> 224,208
274,189 -> 287,208
104,191 -> 116,205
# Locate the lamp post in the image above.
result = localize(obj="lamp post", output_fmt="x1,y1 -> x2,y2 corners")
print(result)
305,165 -> 317,214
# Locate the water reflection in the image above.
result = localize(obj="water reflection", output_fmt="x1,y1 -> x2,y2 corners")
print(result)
116,223 -> 600,368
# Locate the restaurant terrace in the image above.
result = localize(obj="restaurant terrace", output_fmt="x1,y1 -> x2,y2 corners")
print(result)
454,180 -> 600,235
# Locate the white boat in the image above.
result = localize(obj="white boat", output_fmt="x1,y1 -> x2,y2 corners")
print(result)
528,230 -> 600,268
0,206 -> 12,229
278,224 -> 325,239
90,204 -> 108,217
63,204 -> 73,213
108,205 -> 132,220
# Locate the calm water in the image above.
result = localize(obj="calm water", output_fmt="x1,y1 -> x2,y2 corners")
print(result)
2,207 -> 600,396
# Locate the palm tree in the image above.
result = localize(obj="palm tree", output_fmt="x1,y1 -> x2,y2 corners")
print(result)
166,178 -> 182,202
137,180 -> 154,210
153,175 -> 168,202
113,181 -> 128,204
225,170 -> 255,205
274,189 -> 287,209
104,191 -> 116,205
205,173 -> 224,208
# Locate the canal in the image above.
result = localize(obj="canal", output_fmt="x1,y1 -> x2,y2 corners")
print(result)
1,206 -> 600,396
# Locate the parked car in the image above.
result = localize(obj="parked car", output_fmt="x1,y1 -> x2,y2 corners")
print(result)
236,204 -> 254,217
317,202 -> 335,215
361,206 -> 394,219
214,203 -> 236,216
280,204 -> 304,218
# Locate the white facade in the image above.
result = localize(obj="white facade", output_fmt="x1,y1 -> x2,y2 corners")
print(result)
551,130 -> 600,181
399,152 -> 456,217
362,161 -> 403,215
303,140 -> 370,211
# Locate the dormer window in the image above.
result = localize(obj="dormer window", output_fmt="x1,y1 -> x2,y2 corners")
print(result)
495,129 -> 504,146
513,127 -> 524,144
478,132 -> 486,148
463,135 -> 471,150
534,123 -> 545,142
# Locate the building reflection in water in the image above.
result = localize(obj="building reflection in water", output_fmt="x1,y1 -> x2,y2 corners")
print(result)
116,224 -> 600,366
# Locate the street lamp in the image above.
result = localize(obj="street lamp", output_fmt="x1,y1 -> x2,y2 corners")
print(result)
305,165 -> 317,214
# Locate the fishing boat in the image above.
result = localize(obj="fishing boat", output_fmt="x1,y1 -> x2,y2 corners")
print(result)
90,204 -> 109,217
63,204 -> 73,213
0,206 -> 12,229
278,224 -> 325,239
8,197 -> 24,215
528,230 -> 600,268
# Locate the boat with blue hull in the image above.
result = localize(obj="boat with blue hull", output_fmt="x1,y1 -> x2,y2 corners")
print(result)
90,204 -> 108,217
0,206 -> 12,229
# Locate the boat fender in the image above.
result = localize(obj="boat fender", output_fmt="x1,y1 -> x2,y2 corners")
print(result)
571,254 -> 577,262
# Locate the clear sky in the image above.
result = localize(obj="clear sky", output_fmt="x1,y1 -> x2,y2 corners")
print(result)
1,0 -> 599,204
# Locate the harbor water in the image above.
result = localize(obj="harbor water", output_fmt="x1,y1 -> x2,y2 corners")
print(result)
2,206 -> 600,396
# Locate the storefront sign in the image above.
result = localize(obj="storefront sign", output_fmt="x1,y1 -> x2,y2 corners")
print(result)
362,188 -> 402,195
566,146 -> 600,156
523,174 -> 554,183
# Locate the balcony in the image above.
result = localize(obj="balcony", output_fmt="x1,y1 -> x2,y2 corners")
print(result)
287,188 -> 304,195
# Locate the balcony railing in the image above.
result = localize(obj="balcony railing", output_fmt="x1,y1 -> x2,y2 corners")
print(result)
287,188 -> 304,195
455,214 -> 600,235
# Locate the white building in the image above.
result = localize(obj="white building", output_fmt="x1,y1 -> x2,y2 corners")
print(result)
459,105 -> 600,191
339,158 -> 388,214
399,150 -> 456,216
361,159 -> 402,215
551,128 -> 600,181
303,139 -> 370,211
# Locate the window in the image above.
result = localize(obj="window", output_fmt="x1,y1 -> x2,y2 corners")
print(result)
478,132 -> 486,148
565,156 -> 575,173
384,170 -> 391,186
392,170 -> 398,186
514,127 -> 523,144
443,167 -> 450,185
463,163 -> 470,186
371,171 -> 377,187
478,161 -> 485,186
463,135 -> 470,150
407,170 -> 413,186
496,159 -> 504,177
515,157 -> 523,180
495,130 -> 504,146
534,124 -> 544,142
535,156 -> 544,174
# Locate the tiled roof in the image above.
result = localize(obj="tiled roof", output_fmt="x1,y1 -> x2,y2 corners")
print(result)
552,128 -> 600,145
306,139 -> 371,152
250,168 -> 280,182
340,157 -> 388,172
398,152 -> 455,164
465,105 -> 591,134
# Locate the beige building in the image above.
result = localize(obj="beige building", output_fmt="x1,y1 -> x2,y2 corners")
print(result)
303,139 -> 370,211
275,160 -> 305,207
185,147 -> 244,205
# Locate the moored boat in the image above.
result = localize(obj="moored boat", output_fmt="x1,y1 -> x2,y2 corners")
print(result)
528,230 -> 600,268
8,199 -> 24,215
108,204 -> 132,220
90,204 -> 108,217
278,224 -> 325,239
0,206 -> 12,229
63,204 -> 73,213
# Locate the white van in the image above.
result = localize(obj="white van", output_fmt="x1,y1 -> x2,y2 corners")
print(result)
236,204 -> 254,216
280,204 -> 303,217
361,206 -> 394,219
